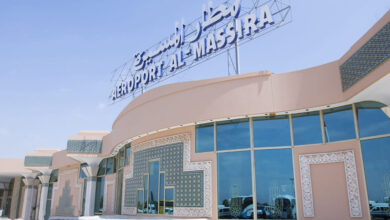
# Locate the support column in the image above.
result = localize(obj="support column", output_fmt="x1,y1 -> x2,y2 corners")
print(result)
1,183 -> 9,211
22,174 -> 38,220
82,165 -> 99,216
37,174 -> 50,220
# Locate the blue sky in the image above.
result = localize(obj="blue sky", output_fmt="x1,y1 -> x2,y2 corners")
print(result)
0,0 -> 389,158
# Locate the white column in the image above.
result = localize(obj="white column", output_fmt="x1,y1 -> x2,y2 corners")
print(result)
82,165 -> 99,216
38,175 -> 50,220
22,177 -> 38,220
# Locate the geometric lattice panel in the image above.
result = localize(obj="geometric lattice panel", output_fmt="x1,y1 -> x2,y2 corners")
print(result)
340,21 -> 390,91
66,140 -> 102,153
124,142 -> 204,208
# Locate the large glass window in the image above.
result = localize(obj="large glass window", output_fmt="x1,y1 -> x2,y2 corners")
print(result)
94,177 -> 105,214
361,137 -> 390,211
165,188 -> 174,215
159,173 -> 165,214
196,123 -> 214,153
218,151 -> 253,219
98,159 -> 107,176
357,102 -> 390,138
255,149 -> 296,219
323,105 -> 356,142
125,145 -> 131,166
292,111 -> 322,145
217,119 -> 250,151
148,161 -> 159,214
106,157 -> 114,175
253,116 -> 291,148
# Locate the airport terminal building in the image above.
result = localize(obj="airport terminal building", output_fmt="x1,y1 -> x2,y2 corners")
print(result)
0,10 -> 390,220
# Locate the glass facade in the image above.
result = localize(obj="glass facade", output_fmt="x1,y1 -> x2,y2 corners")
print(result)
323,105 -> 356,142
196,123 -> 214,153
218,151 -> 253,219
255,149 -> 295,219
356,102 -> 390,138
292,111 -> 322,145
94,177 -> 105,214
253,116 -> 291,147
217,119 -> 250,151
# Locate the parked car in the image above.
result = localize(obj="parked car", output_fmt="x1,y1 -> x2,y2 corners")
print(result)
371,203 -> 390,220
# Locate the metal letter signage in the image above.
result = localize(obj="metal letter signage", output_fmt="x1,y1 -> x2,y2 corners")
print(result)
110,0 -> 291,102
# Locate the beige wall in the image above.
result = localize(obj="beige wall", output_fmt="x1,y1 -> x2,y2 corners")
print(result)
103,173 -> 116,215
293,140 -> 370,220
51,164 -> 84,217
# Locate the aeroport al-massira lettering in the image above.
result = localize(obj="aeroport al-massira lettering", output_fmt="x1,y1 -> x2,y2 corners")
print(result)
111,0 -> 290,101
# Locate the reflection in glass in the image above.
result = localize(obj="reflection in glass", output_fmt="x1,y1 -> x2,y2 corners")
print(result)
94,177 -> 105,214
98,159 -> 106,176
148,161 -> 159,214
357,102 -> 390,138
253,116 -> 291,147
80,163 -> 88,178
165,188 -> 174,215
323,105 -> 356,142
218,151 -> 253,219
106,157 -> 114,174
217,119 -> 250,151
255,149 -> 296,219
292,112 -> 322,145
196,123 -> 214,153
143,175 -> 148,213
361,137 -> 390,217
119,148 -> 125,168
159,173 -> 165,214
137,190 -> 143,213
125,146 -> 131,166
82,179 -> 87,216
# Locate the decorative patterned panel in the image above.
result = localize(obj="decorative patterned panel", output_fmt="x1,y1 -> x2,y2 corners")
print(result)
124,143 -> 204,207
24,156 -> 52,167
121,133 -> 212,217
340,22 -> 390,91
299,150 -> 362,218
66,140 -> 102,153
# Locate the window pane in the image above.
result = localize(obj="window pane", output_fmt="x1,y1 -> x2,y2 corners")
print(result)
357,102 -> 390,137
165,188 -> 174,215
49,169 -> 58,183
120,149 -> 125,168
80,164 -> 88,179
125,146 -> 131,166
255,149 -> 296,219
144,175 -> 148,213
106,158 -> 114,175
137,190 -> 143,213
217,119 -> 250,151
148,161 -> 159,214
159,173 -> 165,214
218,151 -> 253,219
292,112 -> 322,145
253,116 -> 291,147
323,105 -> 356,142
98,159 -> 107,176
196,123 -> 214,153
361,137 -> 390,212
94,177 -> 105,214
82,179 -> 87,216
